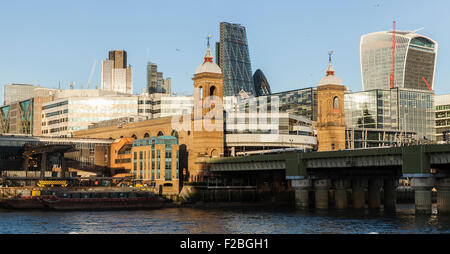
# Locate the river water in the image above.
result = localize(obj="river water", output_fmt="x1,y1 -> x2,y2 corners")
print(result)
0,204 -> 449,234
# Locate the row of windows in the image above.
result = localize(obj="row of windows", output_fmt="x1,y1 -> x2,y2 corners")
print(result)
138,109 -> 161,114
138,100 -> 161,105
50,126 -> 68,133
46,109 -> 68,118
42,101 -> 68,110
436,105 -> 450,111
47,118 -> 68,126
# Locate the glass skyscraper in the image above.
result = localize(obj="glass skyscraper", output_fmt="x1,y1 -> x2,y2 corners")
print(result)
360,31 -> 438,91
216,22 -> 256,97
253,69 -> 272,96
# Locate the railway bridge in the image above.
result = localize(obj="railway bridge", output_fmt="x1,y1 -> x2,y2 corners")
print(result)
206,144 -> 450,214
0,135 -> 113,181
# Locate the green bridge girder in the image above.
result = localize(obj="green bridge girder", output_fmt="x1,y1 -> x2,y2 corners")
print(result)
206,144 -> 450,179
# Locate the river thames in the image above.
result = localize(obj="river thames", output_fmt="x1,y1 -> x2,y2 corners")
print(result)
0,204 -> 449,234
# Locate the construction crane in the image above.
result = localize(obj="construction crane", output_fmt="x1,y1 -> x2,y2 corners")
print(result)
422,77 -> 433,91
390,21 -> 396,89
86,60 -> 97,89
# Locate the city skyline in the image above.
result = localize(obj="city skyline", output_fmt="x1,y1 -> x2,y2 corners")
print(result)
0,1 -> 449,104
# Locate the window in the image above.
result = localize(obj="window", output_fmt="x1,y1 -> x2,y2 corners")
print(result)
157,150 -> 161,179
333,97 -> 339,110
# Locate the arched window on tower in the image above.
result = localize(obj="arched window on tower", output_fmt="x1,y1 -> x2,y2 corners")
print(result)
333,97 -> 339,110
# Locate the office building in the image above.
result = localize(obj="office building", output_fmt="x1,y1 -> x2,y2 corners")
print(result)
345,88 -> 435,143
101,50 -> 133,94
147,62 -> 171,95
3,84 -> 36,105
41,90 -> 138,137
253,69 -> 272,96
361,30 -> 438,91
435,94 -> 450,142
160,96 -> 193,118
216,22 -> 256,96
0,87 -> 56,136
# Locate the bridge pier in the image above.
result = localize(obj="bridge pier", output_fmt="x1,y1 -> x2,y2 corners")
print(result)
40,152 -> 47,179
334,179 -> 350,209
352,178 -> 367,209
368,178 -> 382,210
410,178 -> 435,215
61,153 -> 68,178
383,178 -> 398,213
314,179 -> 331,209
437,178 -> 450,214
292,179 -> 312,210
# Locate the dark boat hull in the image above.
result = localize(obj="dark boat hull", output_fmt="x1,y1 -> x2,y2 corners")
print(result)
3,198 -> 45,209
42,197 -> 165,211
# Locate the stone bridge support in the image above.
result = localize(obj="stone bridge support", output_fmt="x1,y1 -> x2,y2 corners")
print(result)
61,153 -> 68,178
410,178 -> 435,215
292,179 -> 312,210
384,178 -> 398,213
352,178 -> 367,209
40,152 -> 47,179
334,179 -> 350,209
368,178 -> 383,210
437,178 -> 450,214
314,179 -> 331,209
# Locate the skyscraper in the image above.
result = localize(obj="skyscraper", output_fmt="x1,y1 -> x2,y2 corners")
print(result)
147,62 -> 171,94
101,50 -> 133,94
216,22 -> 256,97
360,31 -> 438,91
253,69 -> 272,96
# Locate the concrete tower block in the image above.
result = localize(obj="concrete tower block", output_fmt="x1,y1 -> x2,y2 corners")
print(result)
410,178 -> 435,215
292,179 -> 312,210
437,178 -> 450,214
314,179 -> 331,209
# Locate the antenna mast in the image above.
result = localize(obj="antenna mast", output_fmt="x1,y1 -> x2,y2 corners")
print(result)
390,21 -> 396,89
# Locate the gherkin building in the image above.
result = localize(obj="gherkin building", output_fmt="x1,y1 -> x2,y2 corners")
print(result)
253,69 -> 272,96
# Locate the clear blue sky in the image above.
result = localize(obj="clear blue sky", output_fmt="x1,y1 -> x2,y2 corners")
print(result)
0,0 -> 449,103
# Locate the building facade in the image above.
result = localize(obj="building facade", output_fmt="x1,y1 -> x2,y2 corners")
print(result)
101,50 -> 133,94
3,84 -> 36,105
131,136 -> 180,194
147,62 -> 171,95
435,94 -> 450,142
41,90 -> 138,137
216,22 -> 256,97
361,31 -> 438,91
345,88 -> 435,142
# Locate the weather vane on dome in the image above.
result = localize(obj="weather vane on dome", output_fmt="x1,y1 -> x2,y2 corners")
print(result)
206,35 -> 212,47
328,51 -> 334,63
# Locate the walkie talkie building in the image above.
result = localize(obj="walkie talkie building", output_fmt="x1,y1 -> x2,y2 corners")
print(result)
360,31 -> 438,91
216,22 -> 256,97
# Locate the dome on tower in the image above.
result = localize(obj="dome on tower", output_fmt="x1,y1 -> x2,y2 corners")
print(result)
195,43 -> 222,75
319,53 -> 343,86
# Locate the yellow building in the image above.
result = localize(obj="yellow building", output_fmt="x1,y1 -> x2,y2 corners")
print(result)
317,55 -> 346,151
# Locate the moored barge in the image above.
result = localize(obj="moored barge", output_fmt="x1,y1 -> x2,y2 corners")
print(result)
41,191 -> 165,211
